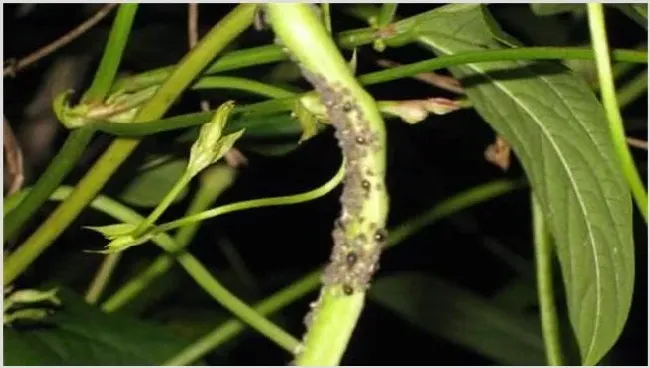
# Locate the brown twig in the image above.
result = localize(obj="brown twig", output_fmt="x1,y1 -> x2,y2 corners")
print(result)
627,136 -> 648,150
3,3 -> 118,78
188,3 -> 247,168
3,117 -> 25,195
377,58 -> 465,94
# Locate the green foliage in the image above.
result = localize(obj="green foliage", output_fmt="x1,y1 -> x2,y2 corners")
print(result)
371,273 -> 546,365
3,3 -> 645,367
118,157 -> 189,207
4,288 -> 192,365
411,4 -> 634,364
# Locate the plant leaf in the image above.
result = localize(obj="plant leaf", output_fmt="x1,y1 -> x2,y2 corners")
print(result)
4,288 -> 191,365
370,273 -> 545,365
412,4 -> 634,365
118,156 -> 188,208
530,4 -> 585,16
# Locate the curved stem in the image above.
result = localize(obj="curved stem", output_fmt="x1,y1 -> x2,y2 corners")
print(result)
156,161 -> 344,234
82,4 -> 138,103
532,192 -> 564,366
30,185 -> 299,354
165,178 -> 524,365
267,4 -> 390,365
102,166 -> 237,312
587,3 -> 648,222
3,4 -> 258,286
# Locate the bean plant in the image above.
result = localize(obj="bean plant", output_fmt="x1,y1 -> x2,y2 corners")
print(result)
3,3 -> 647,366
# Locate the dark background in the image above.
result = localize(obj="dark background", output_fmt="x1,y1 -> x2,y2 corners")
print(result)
3,4 -> 647,365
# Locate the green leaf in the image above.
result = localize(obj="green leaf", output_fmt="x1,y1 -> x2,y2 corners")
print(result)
118,156 -> 189,208
414,4 -> 634,365
370,273 -> 545,365
4,288 -> 191,365
530,4 -> 585,16
293,99 -> 321,143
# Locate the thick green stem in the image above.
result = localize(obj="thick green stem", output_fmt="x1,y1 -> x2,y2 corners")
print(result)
165,178 -> 524,365
267,4 -> 389,365
532,193 -> 564,366
4,4 -> 137,244
3,4 -> 257,286
102,166 -> 237,312
587,3 -> 648,222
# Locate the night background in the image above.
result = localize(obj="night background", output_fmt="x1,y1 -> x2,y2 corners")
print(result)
3,4 -> 647,365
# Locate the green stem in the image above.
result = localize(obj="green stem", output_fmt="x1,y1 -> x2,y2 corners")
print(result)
267,4 -> 389,365
112,45 -> 287,93
101,166 -> 237,312
532,192 -> 564,366
4,4 -> 136,244
134,172 -> 191,236
85,253 -> 122,304
358,48 -> 647,85
193,76 -> 296,98
587,3 -> 648,222
3,127 -> 95,243
81,4 -> 138,103
3,4 -> 257,286
377,4 -> 398,26
156,161 -> 344,234
175,251 -> 299,353
88,47 -> 647,138
165,178 -> 524,365
616,69 -> 648,108
103,161 -> 341,313
31,185 -> 299,354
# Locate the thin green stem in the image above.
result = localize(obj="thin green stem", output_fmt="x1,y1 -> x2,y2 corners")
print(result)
377,4 -> 398,26
174,251 -> 300,353
134,172 -> 191,236
31,185 -> 300,354
87,47 -> 647,138
165,178 -> 524,365
3,127 -> 95,243
358,48 -> 647,86
84,253 -> 122,304
102,166 -> 237,312
193,76 -> 296,99
587,3 -> 648,222
4,5 -> 136,244
616,69 -> 648,108
156,161 -> 344,234
82,4 -> 138,103
532,192 -> 564,366
3,4 -> 257,286
112,44 -> 287,92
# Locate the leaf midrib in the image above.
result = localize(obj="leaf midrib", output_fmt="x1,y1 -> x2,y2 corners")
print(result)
423,38 -> 603,361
